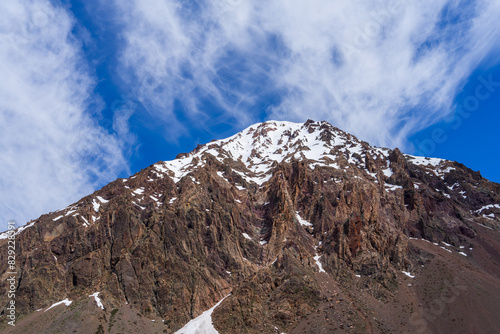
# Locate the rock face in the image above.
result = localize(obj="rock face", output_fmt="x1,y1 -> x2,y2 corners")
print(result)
1,120 -> 500,333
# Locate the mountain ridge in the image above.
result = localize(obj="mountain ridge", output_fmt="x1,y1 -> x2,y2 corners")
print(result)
1,119 -> 500,333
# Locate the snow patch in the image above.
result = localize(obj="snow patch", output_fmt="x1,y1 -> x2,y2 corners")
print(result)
382,168 -> 393,178
133,188 -> 145,195
296,212 -> 313,227
65,210 -> 76,216
89,292 -> 104,310
402,271 -> 414,278
440,246 -> 452,253
81,216 -> 89,227
174,295 -> 230,334
314,253 -> 326,273
45,298 -> 72,312
407,156 -> 445,167
0,220 -> 38,240
96,196 -> 109,203
384,183 -> 403,191
92,199 -> 100,212
132,202 -> 145,210
475,204 -> 500,213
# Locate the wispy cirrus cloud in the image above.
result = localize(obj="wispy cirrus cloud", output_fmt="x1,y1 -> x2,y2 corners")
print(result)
114,0 -> 500,147
0,0 -> 127,229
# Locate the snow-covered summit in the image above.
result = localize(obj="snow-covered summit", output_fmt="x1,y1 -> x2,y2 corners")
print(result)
152,119 -> 452,186
154,120 -> 391,183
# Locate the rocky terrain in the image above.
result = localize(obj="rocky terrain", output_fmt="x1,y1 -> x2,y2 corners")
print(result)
1,120 -> 500,333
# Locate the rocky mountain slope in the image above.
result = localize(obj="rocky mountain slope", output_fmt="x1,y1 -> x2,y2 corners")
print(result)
1,120 -> 500,333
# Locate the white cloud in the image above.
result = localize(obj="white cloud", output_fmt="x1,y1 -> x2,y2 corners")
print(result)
0,0 -> 127,230
115,0 -> 500,147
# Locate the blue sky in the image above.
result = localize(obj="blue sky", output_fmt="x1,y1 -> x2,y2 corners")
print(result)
1,0 -> 500,230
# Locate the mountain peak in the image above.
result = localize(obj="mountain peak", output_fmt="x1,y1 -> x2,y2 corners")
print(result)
154,119 -> 375,186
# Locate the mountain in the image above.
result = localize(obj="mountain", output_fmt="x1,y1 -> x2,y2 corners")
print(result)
1,119 -> 500,333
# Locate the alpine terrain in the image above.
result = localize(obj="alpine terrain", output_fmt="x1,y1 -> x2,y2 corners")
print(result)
1,120 -> 500,334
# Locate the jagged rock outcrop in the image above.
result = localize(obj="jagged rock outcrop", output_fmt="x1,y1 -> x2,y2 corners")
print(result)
1,120 -> 500,333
